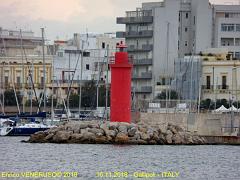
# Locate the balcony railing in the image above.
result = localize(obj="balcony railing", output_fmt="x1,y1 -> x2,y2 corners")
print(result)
216,85 -> 229,90
117,16 -> 153,24
202,85 -> 213,90
133,59 -> 153,65
133,86 -> 153,93
132,72 -> 152,79
202,85 -> 229,90
128,44 -> 153,52
116,30 -> 153,38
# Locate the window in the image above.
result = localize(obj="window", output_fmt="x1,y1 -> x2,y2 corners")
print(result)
185,27 -> 188,32
221,24 -> 234,32
83,51 -> 90,57
206,76 -> 211,89
194,16 -> 195,25
162,78 -> 165,85
236,24 -> 240,32
102,42 -> 105,49
4,76 -> 8,85
222,76 -> 227,89
40,77 -> 44,88
86,64 -> 90,70
185,41 -> 188,47
186,13 -> 188,19
16,76 -> 21,85
57,52 -> 63,57
225,13 -> 229,18
235,52 -> 240,59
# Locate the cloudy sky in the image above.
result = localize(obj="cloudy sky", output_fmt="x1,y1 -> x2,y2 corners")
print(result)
0,0 -> 239,40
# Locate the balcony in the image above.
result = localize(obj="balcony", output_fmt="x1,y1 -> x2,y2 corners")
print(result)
128,44 -> 153,52
132,72 -> 152,79
216,85 -> 229,90
116,30 -> 153,38
117,16 -> 153,24
133,59 -> 152,65
202,85 -> 229,90
133,86 -> 153,93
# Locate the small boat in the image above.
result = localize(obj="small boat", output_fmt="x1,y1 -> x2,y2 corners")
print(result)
0,113 -> 55,136
0,123 -> 54,136
0,120 -> 55,136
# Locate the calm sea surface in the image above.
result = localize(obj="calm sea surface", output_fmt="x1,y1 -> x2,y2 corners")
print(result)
0,137 -> 239,180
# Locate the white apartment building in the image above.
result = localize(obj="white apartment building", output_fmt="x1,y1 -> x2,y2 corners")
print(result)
117,0 -> 240,100
213,5 -> 240,59
53,33 -> 124,96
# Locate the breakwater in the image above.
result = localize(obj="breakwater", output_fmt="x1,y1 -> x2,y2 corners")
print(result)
27,121 -> 206,145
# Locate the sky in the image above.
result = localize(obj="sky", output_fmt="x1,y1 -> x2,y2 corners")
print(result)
0,0 -> 239,41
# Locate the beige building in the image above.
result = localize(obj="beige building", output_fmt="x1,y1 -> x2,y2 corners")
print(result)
201,50 -> 240,101
0,27 -> 53,106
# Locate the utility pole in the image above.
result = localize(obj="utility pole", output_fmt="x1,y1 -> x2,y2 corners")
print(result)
41,28 -> 46,112
165,22 -> 170,113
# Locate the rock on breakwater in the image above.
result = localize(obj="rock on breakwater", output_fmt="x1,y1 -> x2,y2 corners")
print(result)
27,121 -> 206,145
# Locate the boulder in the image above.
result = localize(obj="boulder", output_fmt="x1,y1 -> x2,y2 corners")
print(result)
140,132 -> 150,141
138,127 -> 148,134
165,130 -> 173,144
81,132 -> 96,142
168,126 -> 178,134
128,127 -> 137,137
29,131 -> 47,143
44,133 -> 54,141
88,128 -> 105,136
118,125 -> 128,134
157,133 -> 166,144
95,136 -> 108,144
70,134 -> 83,143
105,130 -> 117,138
52,131 -> 72,143
100,123 -> 109,134
109,122 -> 119,130
115,132 -> 129,144
172,133 -> 183,144
79,123 -> 89,129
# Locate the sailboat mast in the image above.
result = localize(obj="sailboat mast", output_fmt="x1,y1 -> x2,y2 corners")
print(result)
20,29 -> 25,113
105,45 -> 109,121
41,28 -> 46,112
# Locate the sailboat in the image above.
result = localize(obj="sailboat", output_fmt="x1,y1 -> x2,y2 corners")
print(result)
0,28 -> 57,136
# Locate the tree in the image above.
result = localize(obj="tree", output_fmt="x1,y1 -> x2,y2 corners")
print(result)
156,90 -> 180,100
216,99 -> 229,109
200,99 -> 214,110
4,90 -> 22,106
25,99 -> 39,107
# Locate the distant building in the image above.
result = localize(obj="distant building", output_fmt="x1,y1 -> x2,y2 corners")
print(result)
53,33 -> 124,97
0,27 -> 53,106
117,0 -> 240,100
172,49 -> 240,103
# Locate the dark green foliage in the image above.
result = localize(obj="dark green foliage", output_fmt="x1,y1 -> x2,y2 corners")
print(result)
156,90 -> 180,100
4,90 -> 22,106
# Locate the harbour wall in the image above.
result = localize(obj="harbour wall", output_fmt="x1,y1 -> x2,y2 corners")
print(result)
139,113 -> 240,136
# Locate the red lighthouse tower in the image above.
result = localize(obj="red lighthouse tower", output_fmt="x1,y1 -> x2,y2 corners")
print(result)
110,41 -> 133,123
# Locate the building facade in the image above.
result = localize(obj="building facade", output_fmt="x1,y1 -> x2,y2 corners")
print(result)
53,33 -> 124,98
117,0 -> 240,100
173,49 -> 240,104
0,27 -> 53,110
